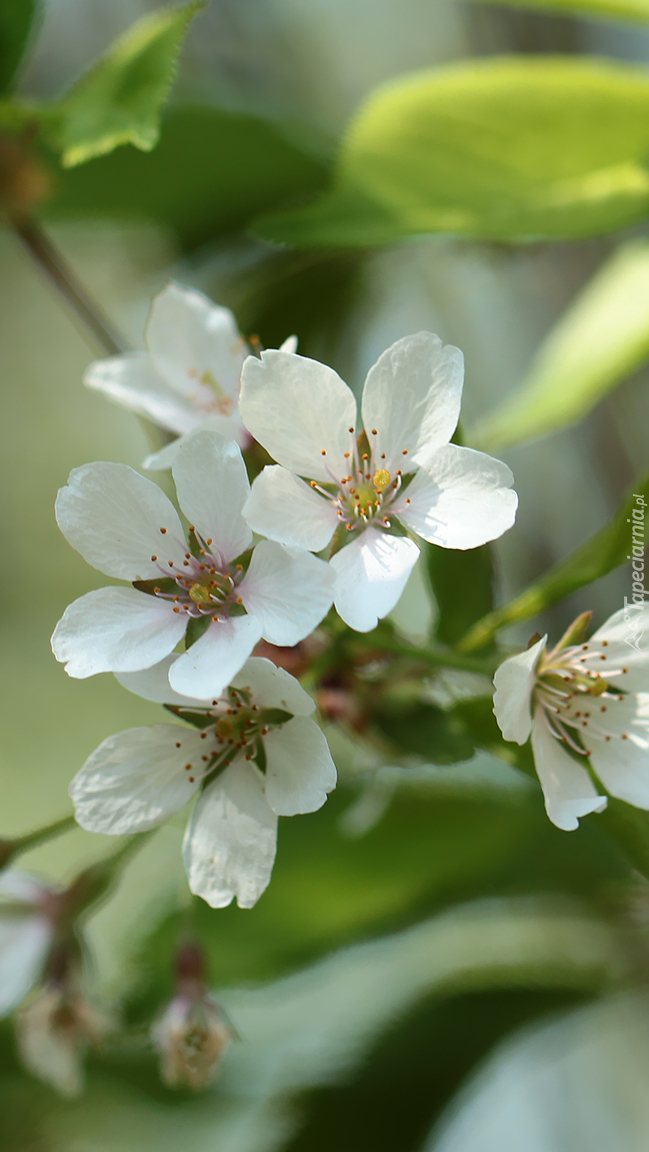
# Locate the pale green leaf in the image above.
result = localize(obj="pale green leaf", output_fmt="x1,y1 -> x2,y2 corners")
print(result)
47,1 -> 204,168
471,0 -> 649,26
471,241 -> 649,453
458,472 -> 649,651
256,58 -> 649,247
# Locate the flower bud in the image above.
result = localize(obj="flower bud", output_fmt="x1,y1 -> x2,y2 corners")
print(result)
152,942 -> 232,1090
16,946 -> 108,1098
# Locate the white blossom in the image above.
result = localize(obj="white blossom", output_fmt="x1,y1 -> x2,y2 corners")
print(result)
0,873 -> 54,1018
84,281 -> 296,470
52,430 -> 333,699
493,607 -> 649,830
70,656 -> 337,909
239,334 -> 517,632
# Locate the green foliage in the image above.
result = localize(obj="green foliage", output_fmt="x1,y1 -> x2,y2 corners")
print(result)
374,699 -> 476,763
256,58 -> 649,247
0,0 -> 39,94
426,543 -> 494,648
471,0 -> 649,25
472,241 -> 649,453
44,2 -> 204,168
44,104 -> 329,250
458,471 -> 649,651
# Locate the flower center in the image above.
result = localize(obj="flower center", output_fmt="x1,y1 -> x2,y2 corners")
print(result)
534,640 -> 633,755
168,687 -> 292,783
150,527 -> 246,622
310,427 -> 413,533
186,368 -> 235,417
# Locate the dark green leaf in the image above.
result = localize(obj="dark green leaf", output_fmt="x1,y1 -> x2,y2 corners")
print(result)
256,58 -> 649,247
426,543 -> 494,648
0,0 -> 39,94
374,700 -> 476,763
590,797 -> 649,880
459,472 -> 649,652
44,1 -> 204,167
43,104 -> 329,250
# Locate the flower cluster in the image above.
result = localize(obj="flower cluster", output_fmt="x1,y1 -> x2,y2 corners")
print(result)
52,281 -> 519,910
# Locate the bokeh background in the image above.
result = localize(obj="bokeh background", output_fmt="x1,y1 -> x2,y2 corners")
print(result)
3,0 -> 649,1148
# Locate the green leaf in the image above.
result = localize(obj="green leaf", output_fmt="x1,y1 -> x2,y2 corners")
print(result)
471,0 -> 649,26
592,798 -> 649,880
472,241 -> 649,453
374,699 -> 476,763
43,104 -> 329,250
458,473 -> 649,652
45,1 -> 204,168
0,0 -> 39,94
426,543 -> 494,648
256,58 -> 649,247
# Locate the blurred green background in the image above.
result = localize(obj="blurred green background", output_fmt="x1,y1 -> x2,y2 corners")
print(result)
3,0 -> 649,1149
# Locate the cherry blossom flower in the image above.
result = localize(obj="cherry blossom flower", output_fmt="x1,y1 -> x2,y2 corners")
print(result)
493,608 -> 649,830
84,282 -> 296,470
52,431 -> 333,699
0,873 -> 55,1019
239,334 -> 518,632
70,656 -> 337,908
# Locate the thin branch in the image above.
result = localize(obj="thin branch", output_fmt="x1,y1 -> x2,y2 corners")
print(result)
12,216 -> 126,357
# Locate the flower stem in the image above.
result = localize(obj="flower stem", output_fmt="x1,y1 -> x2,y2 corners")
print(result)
1,813 -> 77,867
368,636 -> 498,677
12,216 -> 126,356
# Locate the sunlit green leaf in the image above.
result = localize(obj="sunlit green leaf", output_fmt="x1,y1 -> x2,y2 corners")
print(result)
458,472 -> 649,651
45,1 -> 204,168
472,241 -> 649,453
44,104 -> 329,250
0,0 -> 39,94
256,58 -> 649,247
471,0 -> 649,25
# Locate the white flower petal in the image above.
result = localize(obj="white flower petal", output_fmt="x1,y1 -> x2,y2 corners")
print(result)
232,657 -> 315,716
589,693 -> 649,808
530,707 -> 607,831
279,335 -> 298,353
52,587 -> 187,678
239,350 -> 356,484
143,413 -> 250,471
330,528 -> 420,632
172,432 -> 252,564
0,913 -> 51,1018
116,655 -> 211,705
361,332 -> 464,473
84,353 -> 200,435
56,461 -> 186,580
264,716 -> 337,816
493,636 -> 547,745
168,615 -> 263,700
397,444 -> 518,549
239,540 -> 333,645
244,465 -> 338,551
183,764 -> 277,909
70,725 -> 205,834
586,604 -> 649,694
147,283 -> 245,401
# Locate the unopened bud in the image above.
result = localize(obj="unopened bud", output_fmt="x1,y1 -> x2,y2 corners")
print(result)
153,991 -> 231,1090
16,970 -> 108,1098
152,941 -> 232,1090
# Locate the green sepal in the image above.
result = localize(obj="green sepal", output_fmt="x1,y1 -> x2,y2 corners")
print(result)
258,708 -> 294,727
185,615 -> 210,649
163,704 -> 213,729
